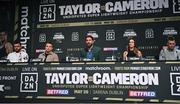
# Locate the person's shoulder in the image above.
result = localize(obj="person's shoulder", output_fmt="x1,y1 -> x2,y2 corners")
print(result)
159,47 -> 167,52
93,46 -> 101,50
8,52 -> 15,56
51,52 -> 58,56
21,51 -> 28,55
38,52 -> 44,56
175,48 -> 180,52
52,52 -> 59,58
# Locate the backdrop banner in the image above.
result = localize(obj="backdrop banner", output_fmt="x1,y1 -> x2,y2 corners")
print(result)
0,62 -> 180,103
14,0 -> 180,61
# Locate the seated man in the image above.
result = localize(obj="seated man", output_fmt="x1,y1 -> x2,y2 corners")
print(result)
38,42 -> 59,62
7,41 -> 29,62
159,36 -> 180,60
80,35 -> 102,61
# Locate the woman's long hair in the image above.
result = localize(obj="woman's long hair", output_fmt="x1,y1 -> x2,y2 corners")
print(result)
127,37 -> 140,56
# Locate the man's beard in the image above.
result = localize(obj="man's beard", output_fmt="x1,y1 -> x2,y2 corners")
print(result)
15,49 -> 21,53
87,44 -> 92,48
168,48 -> 174,51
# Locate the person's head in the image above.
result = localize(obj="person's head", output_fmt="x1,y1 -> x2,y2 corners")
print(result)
127,37 -> 140,55
128,37 -> 136,49
0,30 -> 7,42
13,41 -> 22,53
85,35 -> 94,47
45,42 -> 53,54
167,36 -> 176,51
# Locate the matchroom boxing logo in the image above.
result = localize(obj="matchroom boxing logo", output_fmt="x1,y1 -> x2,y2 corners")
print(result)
170,73 -> 180,96
20,73 -> 38,92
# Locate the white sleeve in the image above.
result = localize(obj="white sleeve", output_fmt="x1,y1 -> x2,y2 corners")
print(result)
7,54 -> 10,61
22,52 -> 29,62
159,49 -> 165,60
177,50 -> 180,60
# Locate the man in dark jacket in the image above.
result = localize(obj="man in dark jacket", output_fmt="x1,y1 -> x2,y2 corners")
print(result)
80,35 -> 102,61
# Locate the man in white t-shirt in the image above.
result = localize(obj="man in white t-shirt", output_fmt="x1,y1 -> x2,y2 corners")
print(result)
7,41 -> 29,62
159,36 -> 180,60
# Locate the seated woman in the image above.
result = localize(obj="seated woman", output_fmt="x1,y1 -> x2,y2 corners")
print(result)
123,37 -> 142,61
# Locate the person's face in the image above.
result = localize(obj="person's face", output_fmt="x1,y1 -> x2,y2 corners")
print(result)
85,37 -> 94,47
45,43 -> 53,53
14,43 -> 21,52
0,32 -> 6,42
128,39 -> 135,48
167,40 -> 176,50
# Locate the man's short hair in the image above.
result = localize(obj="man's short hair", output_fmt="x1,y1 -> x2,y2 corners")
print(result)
13,41 -> 21,46
167,36 -> 175,41
46,42 -> 53,45
85,35 -> 94,41
0,28 -> 7,35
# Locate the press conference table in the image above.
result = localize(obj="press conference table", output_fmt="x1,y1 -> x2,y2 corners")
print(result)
0,61 -> 180,103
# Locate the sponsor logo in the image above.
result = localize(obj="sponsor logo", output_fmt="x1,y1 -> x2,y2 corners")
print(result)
0,85 -> 11,92
87,31 -> 99,39
0,85 -> 4,92
103,47 -> 118,51
67,48 -> 81,52
138,46 -> 159,50
39,33 -> 46,42
145,28 -> 154,38
20,6 -> 30,51
129,90 -> 156,97
20,73 -> 38,92
54,48 -> 63,54
72,32 -> 79,41
163,27 -> 178,35
46,89 -> 69,95
106,30 -> 115,41
36,49 -> 45,53
123,29 -> 137,37
39,4 -> 56,22
53,32 -> 65,43
173,0 -> 180,13
170,73 -> 180,96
